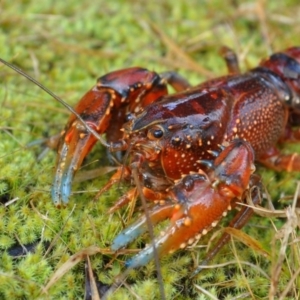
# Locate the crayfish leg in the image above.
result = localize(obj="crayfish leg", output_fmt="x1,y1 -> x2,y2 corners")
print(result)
259,146 -> 300,172
159,71 -> 191,92
108,186 -> 169,213
94,166 -> 131,202
219,46 -> 241,74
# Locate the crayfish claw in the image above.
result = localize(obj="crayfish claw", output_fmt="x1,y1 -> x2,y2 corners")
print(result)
112,139 -> 256,269
52,124 -> 97,206
111,203 -> 174,252
51,67 -> 169,207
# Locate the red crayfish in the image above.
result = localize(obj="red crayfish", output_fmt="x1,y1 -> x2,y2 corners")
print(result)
50,46 -> 300,270
2,47 -> 300,274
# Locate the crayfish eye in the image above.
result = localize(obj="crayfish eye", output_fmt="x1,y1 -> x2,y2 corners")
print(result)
147,125 -> 164,140
125,113 -> 135,122
182,176 -> 194,191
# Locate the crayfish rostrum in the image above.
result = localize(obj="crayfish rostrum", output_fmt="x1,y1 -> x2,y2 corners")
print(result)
50,47 -> 300,270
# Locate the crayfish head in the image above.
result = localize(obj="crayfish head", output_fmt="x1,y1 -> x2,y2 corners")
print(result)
120,110 -> 165,162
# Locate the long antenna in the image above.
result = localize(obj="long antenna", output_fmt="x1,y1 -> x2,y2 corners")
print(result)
0,58 -> 109,148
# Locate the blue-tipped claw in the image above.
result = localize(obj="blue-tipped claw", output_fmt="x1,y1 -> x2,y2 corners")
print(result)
51,129 -> 97,207
111,216 -> 149,252
51,143 -> 70,207
125,243 -> 156,269
111,203 -> 175,268
111,140 -> 256,270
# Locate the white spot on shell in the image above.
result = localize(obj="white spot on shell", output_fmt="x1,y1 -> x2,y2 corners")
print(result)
211,221 -> 218,227
188,238 -> 194,245
195,234 -> 202,240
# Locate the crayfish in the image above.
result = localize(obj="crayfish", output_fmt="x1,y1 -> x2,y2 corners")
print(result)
45,47 -> 300,268
48,46 -> 300,272
2,46 -> 300,288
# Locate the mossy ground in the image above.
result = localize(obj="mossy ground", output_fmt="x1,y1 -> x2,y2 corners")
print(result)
0,1 -> 300,299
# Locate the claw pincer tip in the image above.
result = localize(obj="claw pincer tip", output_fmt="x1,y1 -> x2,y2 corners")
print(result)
111,219 -> 147,252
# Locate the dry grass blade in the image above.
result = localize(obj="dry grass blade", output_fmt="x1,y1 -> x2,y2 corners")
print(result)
255,0 -> 272,52
149,21 -> 215,77
193,283 -> 219,300
73,166 -> 117,183
269,181 -> 300,300
42,246 -> 102,294
85,256 -> 101,300
223,227 -> 270,258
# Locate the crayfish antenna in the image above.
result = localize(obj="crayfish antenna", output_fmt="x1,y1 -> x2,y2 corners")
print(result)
118,142 -> 133,189
0,58 -> 108,147
130,168 -> 166,300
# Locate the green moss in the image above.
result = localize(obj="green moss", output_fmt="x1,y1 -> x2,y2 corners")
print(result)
1,0 -> 300,299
